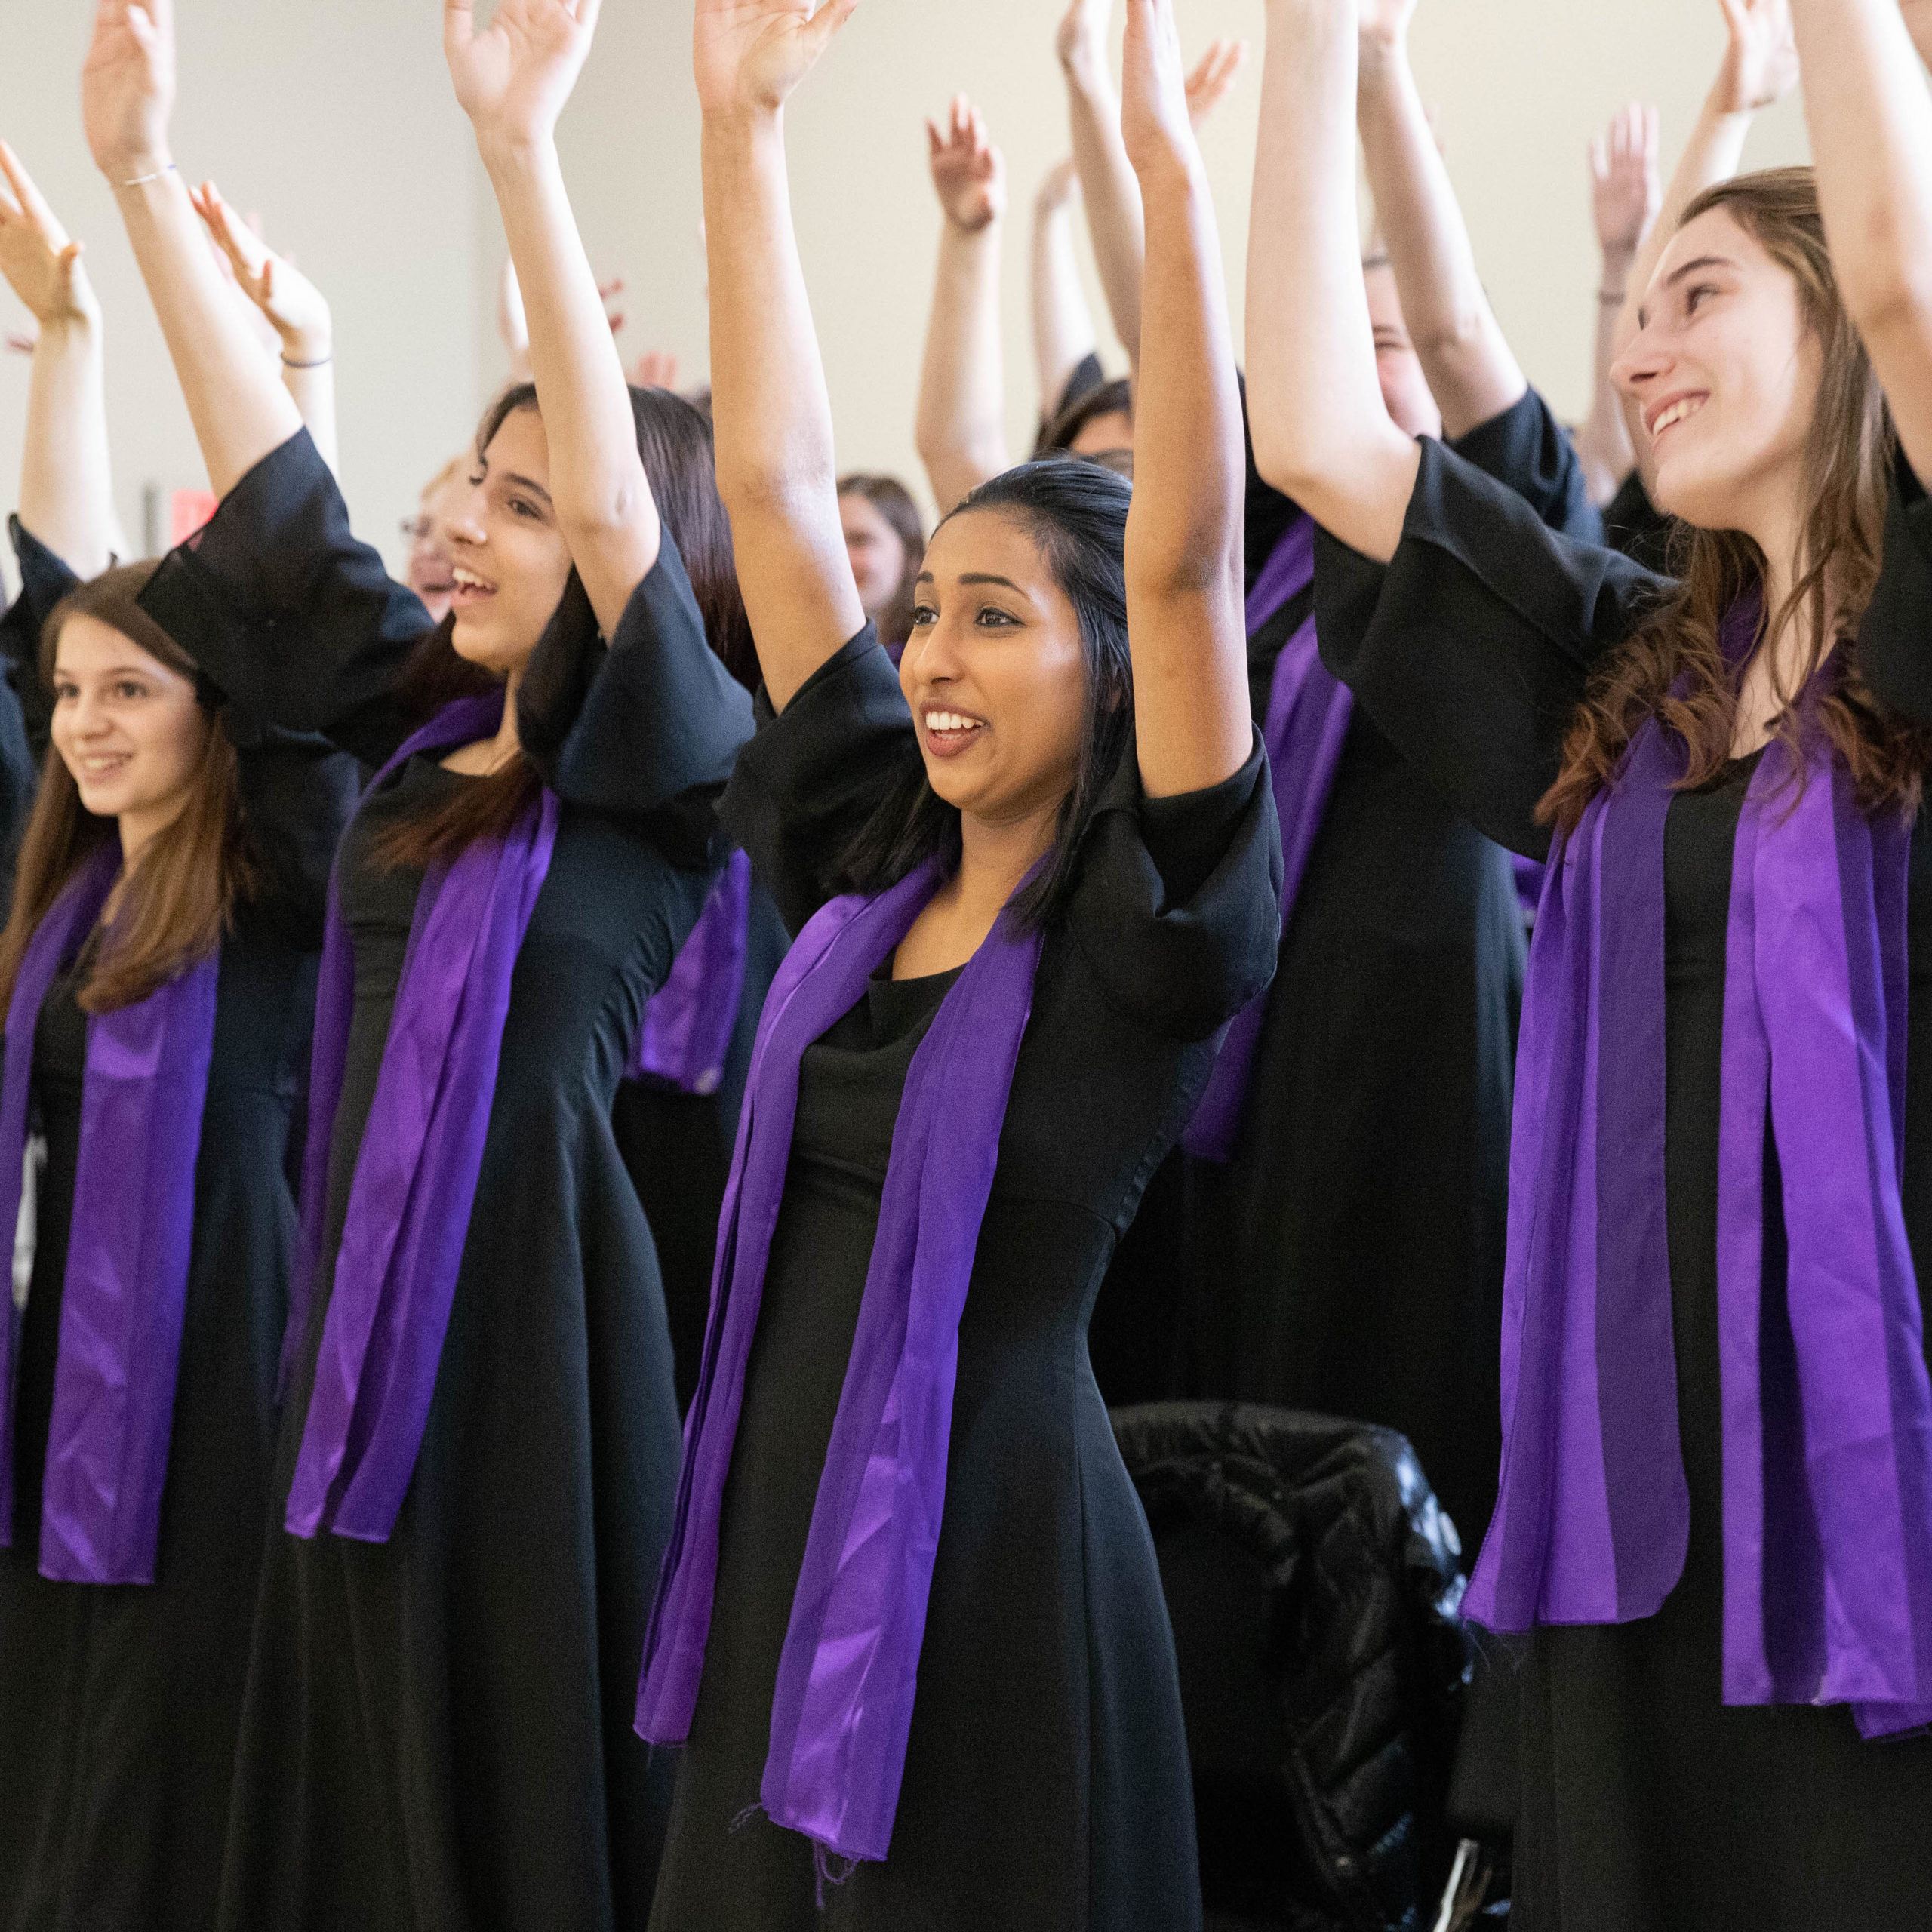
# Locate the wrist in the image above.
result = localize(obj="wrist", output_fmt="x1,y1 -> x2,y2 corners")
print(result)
477,127 -> 557,176
107,152 -> 177,192
701,98 -> 788,137
1059,40 -> 1106,92
278,322 -> 333,363
1598,240 -> 1638,273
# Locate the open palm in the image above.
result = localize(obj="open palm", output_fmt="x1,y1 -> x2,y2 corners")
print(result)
80,0 -> 175,180
928,97 -> 1005,233
694,0 -> 860,116
1714,0 -> 1798,115
1120,0 -> 1195,177
445,0 -> 601,145
0,141 -> 97,328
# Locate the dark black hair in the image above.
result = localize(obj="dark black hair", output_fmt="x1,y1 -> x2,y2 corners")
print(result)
1033,376 -> 1134,466
832,458 -> 1135,932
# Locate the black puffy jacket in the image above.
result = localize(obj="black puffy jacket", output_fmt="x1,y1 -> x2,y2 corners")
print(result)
1112,1401 -> 1469,1932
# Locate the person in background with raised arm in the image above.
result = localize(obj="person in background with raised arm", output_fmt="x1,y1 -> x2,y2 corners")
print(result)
189,180 -> 339,475
1577,103 -> 1661,507
913,94 -> 1009,518
0,123 -> 361,1932
78,0 -> 753,1923
635,0 -> 1276,1923
1031,156 -> 1103,432
1250,0 -> 1932,1920
1604,0 -> 1800,569
838,472 -> 924,655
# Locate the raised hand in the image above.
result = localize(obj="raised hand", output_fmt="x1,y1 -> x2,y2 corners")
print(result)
0,141 -> 100,330
1713,0 -> 1799,115
1358,0 -> 1420,51
1589,102 -> 1661,257
189,182 -> 331,360
80,0 -> 176,183
1120,0 -> 1199,179
1058,0 -> 1120,75
927,97 -> 1007,233
631,347 -> 681,389
1036,156 -> 1081,218
445,0 -> 601,149
1185,39 -> 1248,130
693,0 -> 861,118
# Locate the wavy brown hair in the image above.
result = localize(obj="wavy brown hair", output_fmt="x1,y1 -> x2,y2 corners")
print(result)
0,565 -> 254,1016
371,380 -> 754,871
1541,168 -> 1931,836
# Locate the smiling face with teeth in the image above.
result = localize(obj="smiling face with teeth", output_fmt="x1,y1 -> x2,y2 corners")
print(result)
1613,205 -> 1822,540
443,403 -> 577,682
903,508 -> 1093,836
48,612 -> 211,860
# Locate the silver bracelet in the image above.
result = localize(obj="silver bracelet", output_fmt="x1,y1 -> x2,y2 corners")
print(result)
121,162 -> 178,188
281,352 -> 333,370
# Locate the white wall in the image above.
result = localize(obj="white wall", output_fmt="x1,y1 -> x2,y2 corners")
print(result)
2,0 -> 1817,595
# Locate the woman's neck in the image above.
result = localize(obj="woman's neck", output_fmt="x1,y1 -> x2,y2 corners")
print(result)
441,668 -> 525,777
955,798 -> 1060,916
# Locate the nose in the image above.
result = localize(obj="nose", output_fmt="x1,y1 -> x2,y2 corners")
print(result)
447,485 -> 488,547
1611,322 -> 1671,404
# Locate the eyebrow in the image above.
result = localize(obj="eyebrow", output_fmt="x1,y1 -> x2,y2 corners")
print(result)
912,571 -> 1030,597
1661,254 -> 1737,294
498,470 -> 554,507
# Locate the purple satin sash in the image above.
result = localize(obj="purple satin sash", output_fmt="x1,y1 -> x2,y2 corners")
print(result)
1468,600 -> 1932,1737
626,848 -> 752,1096
283,693 -> 559,1543
637,854 -> 1042,1866
0,841 -> 220,1583
1184,515 -> 1354,1160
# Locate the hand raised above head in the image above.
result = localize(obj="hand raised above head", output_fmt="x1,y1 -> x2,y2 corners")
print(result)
0,141 -> 100,330
189,181 -> 331,356
1057,0 -> 1114,74
1358,0 -> 1420,53
927,96 -> 1007,233
1120,0 -> 1201,180
1589,101 -> 1660,257
81,0 -> 176,183
694,0 -> 861,118
1036,156 -> 1081,216
445,0 -> 602,150
1185,39 -> 1249,131
1713,0 -> 1799,116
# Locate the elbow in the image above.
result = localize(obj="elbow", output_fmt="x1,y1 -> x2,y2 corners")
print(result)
1843,254 -> 1932,367
1249,420 -> 1326,507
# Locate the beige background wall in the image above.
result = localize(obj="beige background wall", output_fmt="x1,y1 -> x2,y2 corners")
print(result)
2,0 -> 1814,596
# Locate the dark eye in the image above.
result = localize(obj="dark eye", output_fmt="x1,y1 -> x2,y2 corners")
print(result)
974,605 -> 1019,629
1686,284 -> 1716,315
910,603 -> 938,629
466,472 -> 485,489
509,496 -> 541,520
114,681 -> 146,700
53,682 -> 78,703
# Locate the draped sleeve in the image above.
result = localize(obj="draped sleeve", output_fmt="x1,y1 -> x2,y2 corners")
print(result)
512,527 -> 754,867
1855,456 -> 1932,733
137,429 -> 432,768
1451,386 -> 1604,544
718,629 -> 921,937
1314,435 -> 1670,859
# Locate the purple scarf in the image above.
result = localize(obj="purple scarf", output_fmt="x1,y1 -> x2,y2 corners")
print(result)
0,841 -> 220,1584
1185,514 -> 1354,1160
627,848 -> 752,1096
283,693 -> 559,1543
1468,601 -> 1932,1737
636,855 -> 1042,1866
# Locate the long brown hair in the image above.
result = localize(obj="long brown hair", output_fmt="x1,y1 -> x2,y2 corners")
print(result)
371,380 -> 755,871
1542,168 -> 1930,835
0,565 -> 254,1016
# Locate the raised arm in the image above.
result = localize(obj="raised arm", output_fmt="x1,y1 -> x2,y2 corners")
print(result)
1792,0 -> 1932,486
189,182 -> 339,476
914,97 -> 1012,518
695,0 -> 864,712
1611,0 -> 1798,401
0,142 -> 118,577
1575,103 -> 1660,505
1248,0 -> 1418,562
1355,0 -> 1524,438
1030,160 -> 1098,426
81,0 -> 303,500
448,0 -> 660,641
1059,0 -> 1147,373
1119,0 -> 1248,797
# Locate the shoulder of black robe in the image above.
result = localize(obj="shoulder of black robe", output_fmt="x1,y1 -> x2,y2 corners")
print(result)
1451,385 -> 1605,544
137,429 -> 430,768
1314,435 -> 1671,860
513,525 -> 755,870
719,625 -> 921,936
1855,453 -> 1932,732
1066,728 -> 1281,1042
3,514 -> 78,763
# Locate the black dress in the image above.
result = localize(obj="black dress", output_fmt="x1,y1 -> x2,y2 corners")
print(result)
0,533 -> 358,1932
134,429 -> 756,1932
1312,432 -> 1932,1929
0,520 -> 72,888
647,632 -> 1281,1932
1168,388 -> 1589,1552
